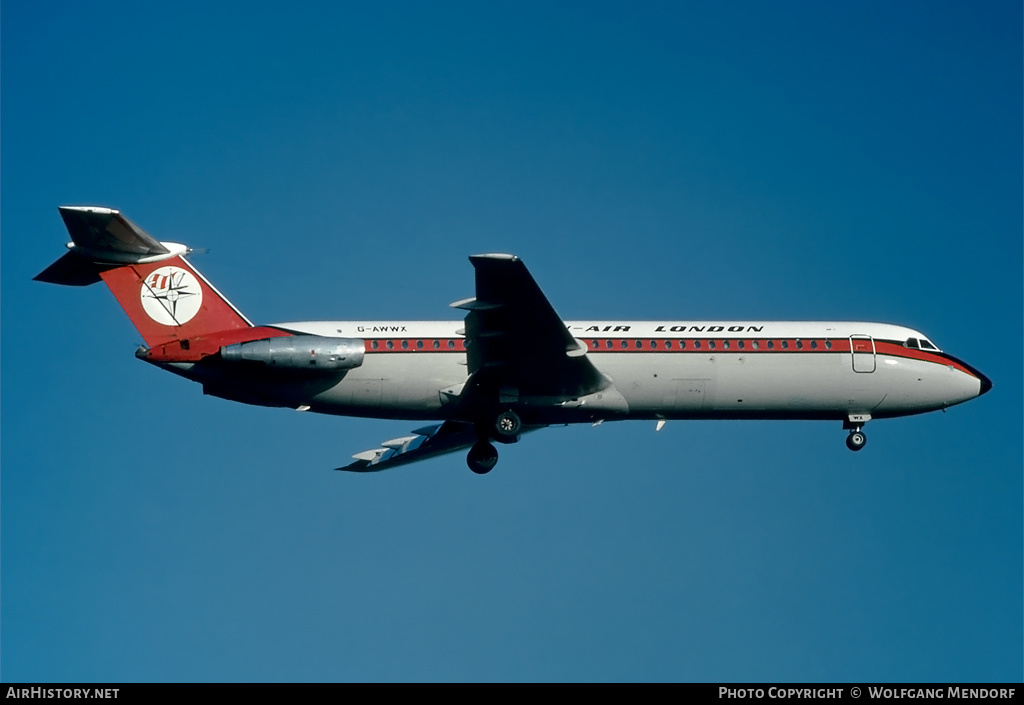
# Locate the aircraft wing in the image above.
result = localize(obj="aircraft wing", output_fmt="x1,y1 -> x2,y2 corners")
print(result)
337,420 -> 479,472
342,255 -> 610,473
450,254 -> 609,407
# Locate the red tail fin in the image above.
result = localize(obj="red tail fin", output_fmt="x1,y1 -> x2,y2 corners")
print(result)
35,206 -> 252,347
99,254 -> 251,347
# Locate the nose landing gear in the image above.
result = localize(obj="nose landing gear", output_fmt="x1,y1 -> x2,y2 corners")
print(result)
844,413 -> 871,452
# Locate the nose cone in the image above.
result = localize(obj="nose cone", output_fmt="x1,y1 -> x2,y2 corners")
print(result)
947,352 -> 992,398
977,369 -> 993,397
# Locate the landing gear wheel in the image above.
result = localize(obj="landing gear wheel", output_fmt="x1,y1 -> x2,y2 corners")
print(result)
494,409 -> 522,440
467,441 -> 498,474
846,431 -> 867,452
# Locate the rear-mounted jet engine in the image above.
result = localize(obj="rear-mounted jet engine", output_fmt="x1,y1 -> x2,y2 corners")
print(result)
220,336 -> 364,370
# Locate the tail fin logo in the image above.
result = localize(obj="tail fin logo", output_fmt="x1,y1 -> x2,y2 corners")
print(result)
140,266 -> 203,326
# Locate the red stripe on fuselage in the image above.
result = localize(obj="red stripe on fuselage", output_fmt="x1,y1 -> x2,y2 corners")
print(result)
872,340 -> 977,378
360,337 -> 981,380
365,339 -> 466,352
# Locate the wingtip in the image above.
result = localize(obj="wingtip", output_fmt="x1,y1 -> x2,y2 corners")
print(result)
59,205 -> 119,215
335,464 -> 368,472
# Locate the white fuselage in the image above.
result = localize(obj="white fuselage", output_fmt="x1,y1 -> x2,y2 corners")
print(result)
41,208 -> 991,469
244,319 -> 986,424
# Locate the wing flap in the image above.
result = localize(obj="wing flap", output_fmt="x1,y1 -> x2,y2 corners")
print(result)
337,420 -> 478,472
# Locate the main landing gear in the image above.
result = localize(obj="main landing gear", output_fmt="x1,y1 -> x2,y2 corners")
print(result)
494,409 -> 522,440
466,409 -> 523,474
844,413 -> 870,452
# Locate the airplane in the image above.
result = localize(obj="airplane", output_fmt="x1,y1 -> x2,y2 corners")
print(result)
35,206 -> 992,474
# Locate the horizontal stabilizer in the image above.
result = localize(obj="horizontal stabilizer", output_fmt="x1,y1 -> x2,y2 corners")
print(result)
60,206 -> 169,259
37,206 -> 252,346
33,251 -> 106,286
37,207 -> 192,287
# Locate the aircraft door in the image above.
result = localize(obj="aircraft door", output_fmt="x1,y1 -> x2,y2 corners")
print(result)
850,335 -> 876,373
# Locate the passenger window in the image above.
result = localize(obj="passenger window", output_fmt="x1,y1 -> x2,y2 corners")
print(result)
665,340 -> 673,349
401,340 -> 409,349
751,340 -> 759,350
810,340 -> 818,350
694,340 -> 701,350
447,340 -> 455,349
386,341 -> 394,350
679,341 -> 686,350
433,340 -> 440,350
651,340 -> 658,349
416,340 -> 423,349
781,340 -> 789,349
635,340 -> 643,349
708,340 -> 716,350
722,340 -> 730,350
621,340 -> 628,349
737,340 -> 744,349
767,340 -> 774,350
372,340 -> 379,350
796,340 -> 803,350
606,340 -> 613,349
825,340 -> 832,350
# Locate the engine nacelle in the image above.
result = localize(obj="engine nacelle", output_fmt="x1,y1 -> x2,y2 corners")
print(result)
220,335 -> 364,371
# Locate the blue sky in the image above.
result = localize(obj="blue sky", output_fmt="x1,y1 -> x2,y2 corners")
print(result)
3,1 -> 1021,682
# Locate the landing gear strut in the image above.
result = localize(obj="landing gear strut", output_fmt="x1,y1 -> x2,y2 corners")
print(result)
467,440 -> 498,474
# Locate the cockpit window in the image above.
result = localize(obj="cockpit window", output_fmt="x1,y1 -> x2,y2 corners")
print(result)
919,339 -> 938,351
904,338 -> 920,349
